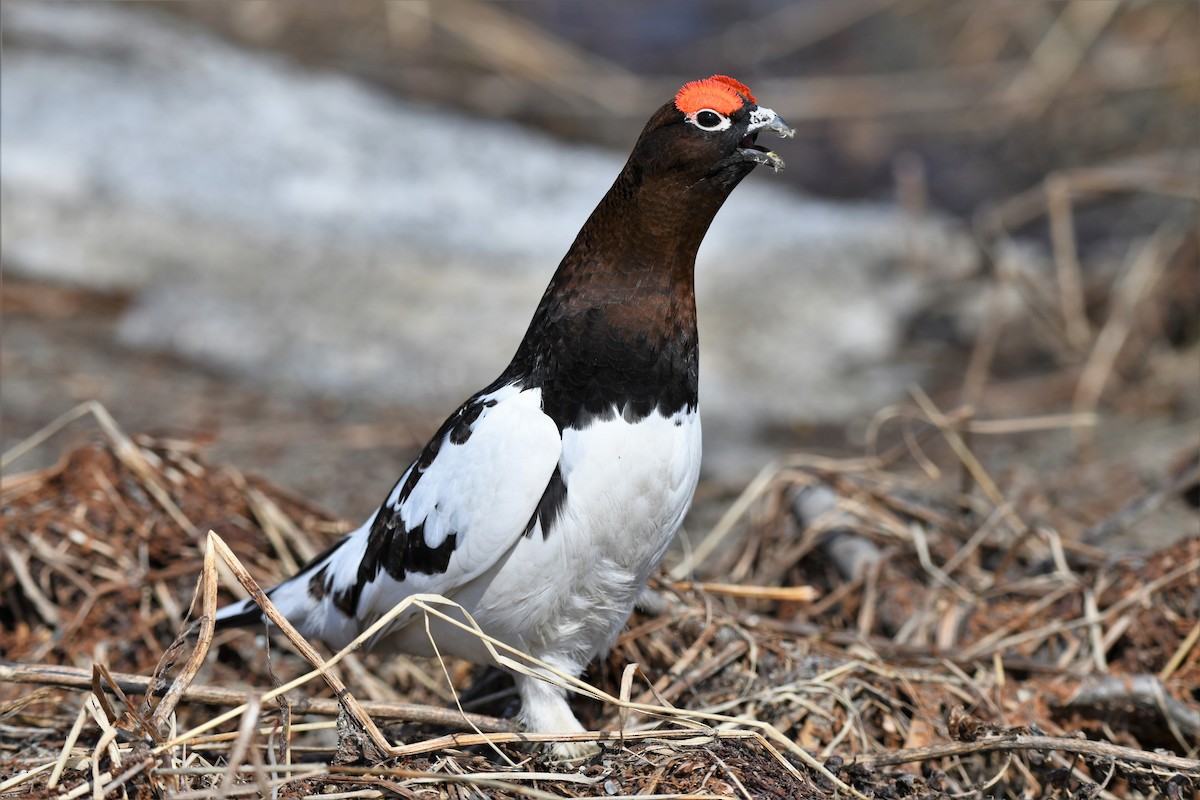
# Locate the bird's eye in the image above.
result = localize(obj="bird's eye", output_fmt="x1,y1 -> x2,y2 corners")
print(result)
691,109 -> 730,131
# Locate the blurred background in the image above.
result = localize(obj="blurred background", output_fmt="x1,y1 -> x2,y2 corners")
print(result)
3,0 -> 1198,541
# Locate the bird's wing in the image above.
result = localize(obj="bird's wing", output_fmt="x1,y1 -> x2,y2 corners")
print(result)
230,381 -> 562,647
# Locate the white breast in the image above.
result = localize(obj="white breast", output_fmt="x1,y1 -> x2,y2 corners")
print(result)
383,406 -> 701,671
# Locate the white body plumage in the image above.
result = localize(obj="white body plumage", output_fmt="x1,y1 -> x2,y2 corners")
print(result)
225,383 -> 700,747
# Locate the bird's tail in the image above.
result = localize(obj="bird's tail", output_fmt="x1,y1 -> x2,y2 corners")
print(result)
213,595 -> 267,629
211,521 -> 370,647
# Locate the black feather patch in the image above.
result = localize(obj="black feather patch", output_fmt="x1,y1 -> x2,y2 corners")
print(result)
398,521 -> 458,575
286,536 -> 352,609
391,394 -> 500,508
212,600 -> 264,630
503,288 -> 699,433
308,565 -> 331,601
524,465 -> 567,539
393,436 -> 440,510
335,511 -> 459,616
449,398 -> 496,444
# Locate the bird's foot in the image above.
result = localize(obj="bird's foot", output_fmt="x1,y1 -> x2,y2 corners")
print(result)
634,584 -> 672,616
548,737 -> 601,761
517,671 -> 599,760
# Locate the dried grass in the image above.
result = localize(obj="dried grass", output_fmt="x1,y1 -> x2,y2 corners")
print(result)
2,376 -> 1197,799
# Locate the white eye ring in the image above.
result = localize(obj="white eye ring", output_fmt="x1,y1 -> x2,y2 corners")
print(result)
687,108 -> 732,132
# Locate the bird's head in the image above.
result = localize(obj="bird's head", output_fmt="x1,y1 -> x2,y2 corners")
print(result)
630,75 -> 794,188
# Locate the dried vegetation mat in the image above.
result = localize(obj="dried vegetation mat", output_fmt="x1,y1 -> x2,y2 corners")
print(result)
1,391 -> 1196,800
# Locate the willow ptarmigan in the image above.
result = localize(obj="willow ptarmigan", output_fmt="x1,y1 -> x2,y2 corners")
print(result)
216,75 -> 793,756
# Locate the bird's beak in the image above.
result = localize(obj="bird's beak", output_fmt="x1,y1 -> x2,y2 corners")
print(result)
749,106 -> 795,138
739,105 -> 795,172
